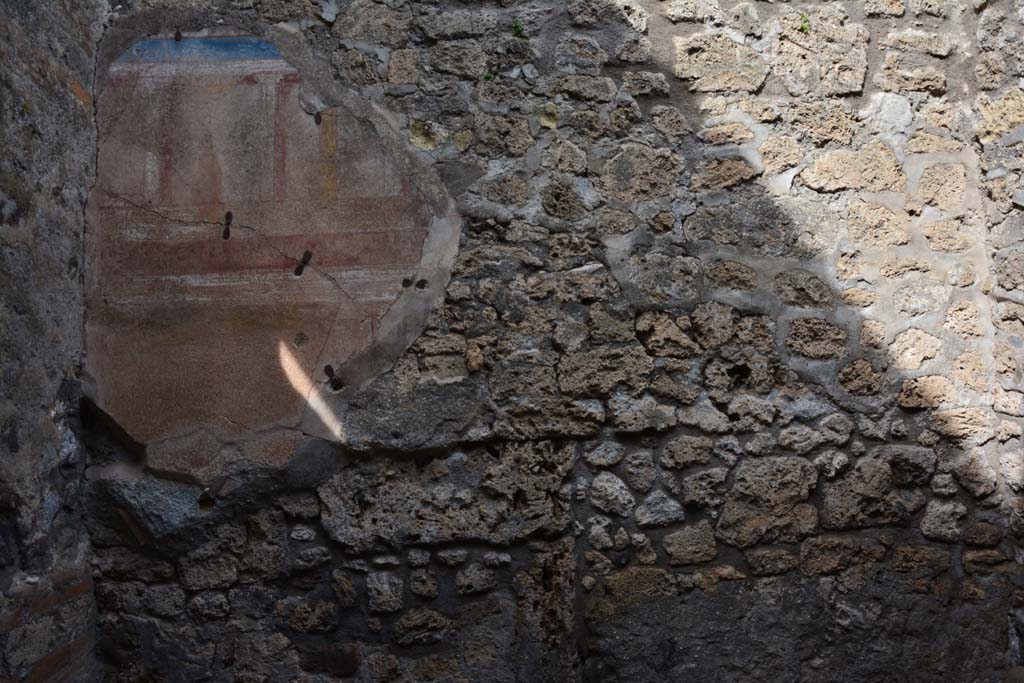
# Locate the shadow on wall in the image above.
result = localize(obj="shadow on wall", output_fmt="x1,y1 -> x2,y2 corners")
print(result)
563,2 -> 1024,681
78,0 -> 1024,682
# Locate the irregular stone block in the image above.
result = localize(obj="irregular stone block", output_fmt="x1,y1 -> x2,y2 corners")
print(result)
773,269 -> 833,308
897,376 -> 954,408
557,345 -> 653,396
663,521 -> 717,565
802,141 -> 905,193
786,319 -> 847,359
600,143 -> 683,201
319,442 -> 575,551
894,281 -> 948,317
367,572 -> 403,613
772,7 -> 868,96
590,472 -> 635,517
977,89 -> 1024,142
716,457 -> 818,547
673,33 -> 770,92
889,329 -> 942,370
820,456 -> 910,530
394,608 -> 450,646
874,53 -> 946,93
920,500 -> 966,542
635,491 -> 686,528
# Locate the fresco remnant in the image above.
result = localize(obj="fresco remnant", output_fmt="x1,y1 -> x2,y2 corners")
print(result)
85,32 -> 433,461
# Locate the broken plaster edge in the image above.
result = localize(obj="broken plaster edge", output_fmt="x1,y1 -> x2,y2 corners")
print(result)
85,13 -> 463,455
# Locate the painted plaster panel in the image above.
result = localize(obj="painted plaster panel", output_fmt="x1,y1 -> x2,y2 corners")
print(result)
85,32 -> 437,454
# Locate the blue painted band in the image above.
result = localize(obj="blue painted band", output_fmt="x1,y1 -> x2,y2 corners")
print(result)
116,36 -> 282,63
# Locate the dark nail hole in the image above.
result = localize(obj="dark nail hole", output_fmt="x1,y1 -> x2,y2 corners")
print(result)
402,278 -> 413,288
315,112 -> 322,126
174,30 -> 182,42
329,376 -> 344,391
324,364 -> 335,378
222,226 -> 230,240
415,279 -> 428,289
294,264 -> 305,276
301,250 -> 313,265
225,211 -> 233,226
198,489 -> 214,510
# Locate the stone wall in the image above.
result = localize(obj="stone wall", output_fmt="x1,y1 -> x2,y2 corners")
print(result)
1,2 -> 104,681
5,0 -> 1024,680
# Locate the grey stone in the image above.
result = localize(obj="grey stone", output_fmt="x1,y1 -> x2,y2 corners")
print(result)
609,393 -> 678,432
773,270 -> 833,308
456,563 -> 497,595
660,435 -> 714,469
99,478 -> 206,540
394,608 -> 451,646
893,281 -> 948,317
590,472 -> 635,516
820,456 -> 910,530
716,457 -> 819,547
678,399 -> 731,434
635,491 -> 686,528
874,446 -> 937,487
623,450 -> 658,492
679,468 -> 729,508
920,500 -> 967,542
585,442 -> 627,468
663,521 -> 717,564
367,572 -> 404,613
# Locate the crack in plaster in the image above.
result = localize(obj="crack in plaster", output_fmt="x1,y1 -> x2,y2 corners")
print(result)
100,190 -> 358,302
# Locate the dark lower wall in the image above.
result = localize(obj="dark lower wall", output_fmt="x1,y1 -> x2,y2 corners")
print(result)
87,466 -> 1023,683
